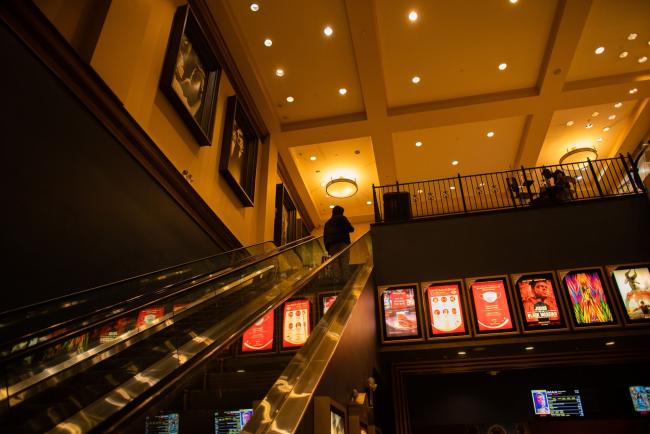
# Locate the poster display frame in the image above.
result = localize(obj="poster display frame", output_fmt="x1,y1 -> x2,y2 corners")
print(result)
606,262 -> 650,326
314,396 -> 347,434
280,297 -> 314,351
465,275 -> 520,337
347,414 -> 368,434
420,279 -> 472,340
318,291 -> 341,320
376,283 -> 425,344
237,308 -> 277,356
557,267 -> 620,329
509,270 -> 570,333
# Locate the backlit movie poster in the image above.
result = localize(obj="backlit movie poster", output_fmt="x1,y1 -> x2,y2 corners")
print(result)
629,386 -> 650,413
382,287 -> 418,338
322,295 -> 338,315
516,275 -> 561,327
563,271 -> 613,325
241,310 -> 274,352
425,283 -> 465,335
613,267 -> 650,321
136,307 -> 165,327
282,299 -> 310,348
471,280 -> 513,332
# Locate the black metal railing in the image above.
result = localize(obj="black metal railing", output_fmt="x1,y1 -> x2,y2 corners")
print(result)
372,154 -> 646,223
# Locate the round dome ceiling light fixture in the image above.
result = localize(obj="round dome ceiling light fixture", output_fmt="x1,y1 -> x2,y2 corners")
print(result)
325,177 -> 358,198
559,145 -> 598,166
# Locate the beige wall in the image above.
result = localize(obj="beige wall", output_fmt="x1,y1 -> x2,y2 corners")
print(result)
37,0 -> 278,246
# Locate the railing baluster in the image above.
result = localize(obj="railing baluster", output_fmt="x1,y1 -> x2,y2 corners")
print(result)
619,153 -> 639,194
587,158 -> 604,197
458,174 -> 468,213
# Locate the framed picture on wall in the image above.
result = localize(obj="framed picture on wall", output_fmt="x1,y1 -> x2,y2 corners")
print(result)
607,263 -> 650,325
465,276 -> 519,336
219,96 -> 260,206
420,280 -> 470,339
377,283 -> 424,343
281,298 -> 312,350
274,184 -> 297,246
238,309 -> 276,355
557,267 -> 618,329
510,271 -> 569,333
314,396 -> 347,434
318,291 -> 340,318
160,5 -> 221,146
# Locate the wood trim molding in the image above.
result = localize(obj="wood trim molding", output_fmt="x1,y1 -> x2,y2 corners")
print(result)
0,0 -> 241,250
277,155 -> 316,232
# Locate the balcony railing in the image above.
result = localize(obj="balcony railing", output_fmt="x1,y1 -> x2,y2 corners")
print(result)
372,154 -> 646,223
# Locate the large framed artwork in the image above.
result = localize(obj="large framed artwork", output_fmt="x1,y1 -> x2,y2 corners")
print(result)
465,276 -> 519,336
510,271 -> 569,333
420,280 -> 470,339
377,283 -> 424,343
219,96 -> 260,206
557,267 -> 618,328
160,5 -> 221,146
607,263 -> 650,325
314,396 -> 347,434
274,183 -> 297,246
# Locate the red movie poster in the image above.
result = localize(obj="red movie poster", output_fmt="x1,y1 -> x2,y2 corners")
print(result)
282,299 -> 310,348
471,280 -> 514,332
516,275 -> 561,328
322,295 -> 338,315
241,310 -> 274,352
426,283 -> 466,335
136,306 -> 165,327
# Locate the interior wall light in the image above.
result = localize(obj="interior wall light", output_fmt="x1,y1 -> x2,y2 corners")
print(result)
325,176 -> 358,198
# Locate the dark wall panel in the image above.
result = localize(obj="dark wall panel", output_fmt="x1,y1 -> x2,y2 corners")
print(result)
0,23 -> 220,310
372,197 -> 650,286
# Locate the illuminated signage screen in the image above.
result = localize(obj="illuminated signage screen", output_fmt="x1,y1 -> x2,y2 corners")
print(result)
425,282 -> 466,335
515,274 -> 563,329
470,280 -> 514,332
531,389 -> 584,417
629,386 -> 650,414
215,409 -> 253,433
146,413 -> 179,434
322,294 -> 338,315
282,299 -> 310,348
241,310 -> 274,352
612,267 -> 650,321
562,270 -> 614,325
381,286 -> 419,338
137,306 -> 165,327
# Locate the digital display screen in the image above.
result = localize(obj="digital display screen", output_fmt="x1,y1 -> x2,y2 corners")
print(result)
381,286 -> 419,338
145,413 -> 179,434
612,267 -> 650,321
470,280 -> 514,332
330,409 -> 345,434
282,299 -> 310,348
531,389 -> 584,417
322,294 -> 338,315
515,274 -> 562,329
215,409 -> 253,433
629,386 -> 650,413
425,282 -> 466,335
241,310 -> 274,352
562,270 -> 614,325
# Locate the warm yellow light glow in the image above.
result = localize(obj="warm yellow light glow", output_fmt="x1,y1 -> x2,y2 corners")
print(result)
264,38 -> 272,47
286,96 -> 294,103
627,33 -> 638,41
498,63 -> 507,71
608,114 -> 616,120
310,155 -> 317,161
566,120 -> 574,126
411,76 -> 421,84
629,88 -> 638,94
323,26 -> 333,37
603,126 -> 611,132
594,46 -> 605,55
366,201 -> 372,205
458,351 -> 467,356
451,160 -> 459,166
486,131 -> 495,138
275,68 -> 285,77
619,51 -> 628,59
591,111 -> 599,117
408,10 -> 418,22
415,141 -> 423,147
639,56 -> 648,64
510,0 -> 519,4
525,346 -> 534,351
614,102 -> 622,108
338,88 -> 348,95
250,3 -> 259,12
329,204 -> 335,209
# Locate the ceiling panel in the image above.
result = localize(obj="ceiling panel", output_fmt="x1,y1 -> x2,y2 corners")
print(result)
375,0 -> 558,107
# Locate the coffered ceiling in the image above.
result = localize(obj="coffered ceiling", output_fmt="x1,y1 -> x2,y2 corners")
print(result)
205,0 -> 650,226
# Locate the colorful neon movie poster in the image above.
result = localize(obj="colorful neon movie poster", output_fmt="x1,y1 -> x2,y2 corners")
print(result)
425,283 -> 466,335
241,310 -> 274,352
471,280 -> 514,332
563,270 -> 614,325
382,286 -> 419,338
136,306 -> 165,327
282,299 -> 310,348
516,275 -> 562,328
612,267 -> 650,321
629,386 -> 650,413
322,295 -> 338,315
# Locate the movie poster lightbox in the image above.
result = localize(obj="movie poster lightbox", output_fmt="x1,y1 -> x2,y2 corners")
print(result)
377,283 -> 423,343
466,276 -> 518,335
281,298 -> 311,349
558,268 -> 617,328
609,264 -> 650,324
241,310 -> 275,353
420,280 -> 469,339
511,272 -> 567,332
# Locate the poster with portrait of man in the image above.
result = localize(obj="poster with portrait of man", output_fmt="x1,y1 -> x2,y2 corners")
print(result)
512,272 -> 566,331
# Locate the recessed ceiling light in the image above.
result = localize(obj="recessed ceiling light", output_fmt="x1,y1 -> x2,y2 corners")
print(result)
608,114 -> 616,120
451,160 -> 459,166
510,0 -> 519,3
450,186 -> 456,190
627,33 -> 638,41
458,351 -> 467,356
487,131 -> 495,138
498,63 -> 507,71
329,204 -> 335,209
250,3 -> 259,12
237,368 -> 246,372
619,51 -> 628,59
323,26 -> 333,37
411,76 -> 421,84
408,10 -> 418,22
586,121 -> 593,129
595,137 -> 603,142
566,120 -> 574,126
264,38 -> 273,47
310,155 -> 317,161
629,88 -> 638,94
594,46 -> 605,55
415,141 -> 423,147
605,340 -> 615,346
338,88 -> 348,95
286,96 -> 294,103
639,56 -> 648,64
366,201 -> 372,205
275,68 -> 285,77
525,346 -> 534,351
603,126 -> 611,132
614,102 -> 622,108
591,111 -> 599,117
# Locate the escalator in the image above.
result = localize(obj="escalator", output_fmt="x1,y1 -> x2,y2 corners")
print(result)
0,234 -> 374,433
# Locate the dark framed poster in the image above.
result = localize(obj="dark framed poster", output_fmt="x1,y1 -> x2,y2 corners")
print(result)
274,183 -> 297,246
318,291 -> 339,318
511,271 -> 568,332
240,310 -> 275,354
558,268 -> 617,328
160,5 -> 221,146
420,280 -> 470,339
215,408 -> 253,433
608,263 -> 650,324
281,298 -> 311,349
466,276 -> 518,336
314,396 -> 347,434
377,283 -> 423,343
219,95 -> 260,206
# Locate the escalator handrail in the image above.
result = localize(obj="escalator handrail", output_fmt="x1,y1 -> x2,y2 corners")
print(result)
0,235 -> 319,364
